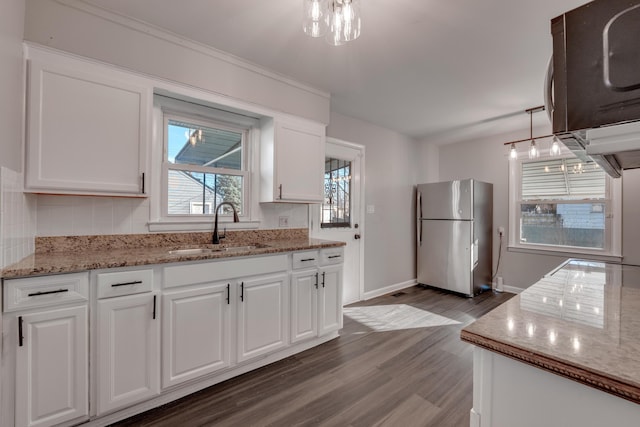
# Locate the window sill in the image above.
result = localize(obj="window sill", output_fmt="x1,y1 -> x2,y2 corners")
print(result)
148,220 -> 260,233
507,245 -> 622,263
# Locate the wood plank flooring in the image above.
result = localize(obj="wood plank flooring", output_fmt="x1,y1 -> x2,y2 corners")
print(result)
113,286 -> 514,427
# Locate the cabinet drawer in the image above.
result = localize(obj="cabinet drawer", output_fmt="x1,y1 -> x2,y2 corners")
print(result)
320,248 -> 344,266
292,251 -> 319,270
96,269 -> 153,299
3,272 -> 89,312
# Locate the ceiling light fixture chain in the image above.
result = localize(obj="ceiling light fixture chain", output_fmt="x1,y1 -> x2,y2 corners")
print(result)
302,0 -> 361,46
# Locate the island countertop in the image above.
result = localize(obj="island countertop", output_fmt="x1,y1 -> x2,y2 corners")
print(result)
461,259 -> 640,404
1,229 -> 346,279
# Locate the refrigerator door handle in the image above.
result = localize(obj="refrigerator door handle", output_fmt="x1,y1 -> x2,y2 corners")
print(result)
417,191 -> 423,245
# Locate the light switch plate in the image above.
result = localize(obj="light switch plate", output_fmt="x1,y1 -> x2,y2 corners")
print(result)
366,205 -> 375,214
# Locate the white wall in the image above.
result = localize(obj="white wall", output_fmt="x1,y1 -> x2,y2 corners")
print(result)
621,168 -> 640,265
0,0 -> 24,173
328,112 -> 421,294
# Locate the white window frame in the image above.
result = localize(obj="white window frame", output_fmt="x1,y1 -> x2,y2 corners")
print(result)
148,94 -> 261,232
508,148 -> 622,260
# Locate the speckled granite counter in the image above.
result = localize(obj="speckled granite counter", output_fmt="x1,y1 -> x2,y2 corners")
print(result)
461,259 -> 640,404
1,229 -> 345,279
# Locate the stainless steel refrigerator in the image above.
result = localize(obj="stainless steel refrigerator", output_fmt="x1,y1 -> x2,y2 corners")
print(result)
416,179 -> 493,297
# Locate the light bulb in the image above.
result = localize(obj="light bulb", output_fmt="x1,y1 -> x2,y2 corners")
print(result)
528,140 -> 539,159
303,0 -> 328,37
509,143 -> 518,160
550,138 -> 561,156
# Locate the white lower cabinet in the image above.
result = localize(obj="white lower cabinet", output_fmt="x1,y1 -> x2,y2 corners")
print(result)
290,264 -> 343,342
96,292 -> 160,415
290,269 -> 319,343
318,265 -> 343,335
237,273 -> 289,362
15,305 -> 89,427
162,283 -> 231,388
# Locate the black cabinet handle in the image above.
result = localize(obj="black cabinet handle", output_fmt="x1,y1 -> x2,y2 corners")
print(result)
226,283 -> 230,305
18,316 -> 24,347
328,255 -> 342,259
152,295 -> 157,320
240,282 -> 244,302
315,272 -> 319,289
322,272 -> 326,288
301,258 -> 316,262
27,289 -> 69,297
141,172 -> 146,194
111,280 -> 143,287
278,184 -> 282,199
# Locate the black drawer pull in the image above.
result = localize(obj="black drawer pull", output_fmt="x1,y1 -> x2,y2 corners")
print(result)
240,282 -> 244,302
315,272 -> 319,289
322,272 -> 326,288
226,284 -> 230,305
27,289 -> 69,297
301,258 -> 316,262
18,316 -> 24,347
328,255 -> 341,259
152,295 -> 157,320
111,280 -> 143,287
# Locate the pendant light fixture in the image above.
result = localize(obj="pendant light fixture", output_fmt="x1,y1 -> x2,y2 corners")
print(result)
549,136 -> 561,156
504,106 -> 555,161
509,143 -> 518,160
303,0 -> 361,46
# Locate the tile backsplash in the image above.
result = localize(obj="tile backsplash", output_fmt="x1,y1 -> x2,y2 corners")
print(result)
35,195 -> 309,237
36,195 -> 150,236
0,167 -> 36,268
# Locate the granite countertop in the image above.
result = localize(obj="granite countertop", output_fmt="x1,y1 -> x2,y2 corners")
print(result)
461,259 -> 640,404
1,229 -> 346,279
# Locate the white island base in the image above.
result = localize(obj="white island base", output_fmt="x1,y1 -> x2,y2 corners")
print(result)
470,347 -> 640,427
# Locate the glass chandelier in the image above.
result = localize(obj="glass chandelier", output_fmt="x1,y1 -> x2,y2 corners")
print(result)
303,0 -> 361,46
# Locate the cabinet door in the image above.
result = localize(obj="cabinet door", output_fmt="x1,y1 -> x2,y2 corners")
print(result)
290,270 -> 318,343
162,283 -> 231,388
237,273 -> 289,362
25,49 -> 149,196
274,121 -> 324,202
96,292 -> 160,415
319,265 -> 343,336
15,306 -> 88,427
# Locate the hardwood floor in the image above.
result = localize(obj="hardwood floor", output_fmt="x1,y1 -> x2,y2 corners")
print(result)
113,286 -> 514,427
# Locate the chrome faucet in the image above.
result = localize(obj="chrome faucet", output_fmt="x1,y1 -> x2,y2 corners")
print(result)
212,202 -> 240,244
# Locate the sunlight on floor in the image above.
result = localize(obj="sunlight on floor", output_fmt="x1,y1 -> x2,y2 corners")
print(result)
343,304 -> 461,332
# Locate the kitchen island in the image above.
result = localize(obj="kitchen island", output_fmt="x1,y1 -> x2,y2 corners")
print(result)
461,259 -> 640,427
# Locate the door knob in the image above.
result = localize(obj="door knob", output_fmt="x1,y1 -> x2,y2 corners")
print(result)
354,234 -> 361,240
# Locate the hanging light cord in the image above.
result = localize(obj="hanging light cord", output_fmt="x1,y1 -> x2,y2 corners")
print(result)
492,232 -> 503,281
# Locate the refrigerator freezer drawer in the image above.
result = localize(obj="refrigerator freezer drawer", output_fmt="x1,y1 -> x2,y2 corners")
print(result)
417,220 -> 472,296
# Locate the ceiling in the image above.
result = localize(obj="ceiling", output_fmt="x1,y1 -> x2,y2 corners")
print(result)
82,0 -> 590,143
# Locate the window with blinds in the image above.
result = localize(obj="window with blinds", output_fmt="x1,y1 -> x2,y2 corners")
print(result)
518,157 -> 608,250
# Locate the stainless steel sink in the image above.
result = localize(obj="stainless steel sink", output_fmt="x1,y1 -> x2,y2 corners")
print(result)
167,248 -> 222,255
168,244 -> 265,255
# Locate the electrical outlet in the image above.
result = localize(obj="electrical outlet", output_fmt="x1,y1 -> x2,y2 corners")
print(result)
278,216 -> 289,227
498,226 -> 505,236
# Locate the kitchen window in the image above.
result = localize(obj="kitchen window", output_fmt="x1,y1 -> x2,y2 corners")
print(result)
508,154 -> 621,259
150,94 -> 259,231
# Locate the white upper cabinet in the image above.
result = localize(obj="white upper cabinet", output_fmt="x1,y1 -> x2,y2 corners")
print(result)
24,46 -> 150,196
260,117 -> 325,203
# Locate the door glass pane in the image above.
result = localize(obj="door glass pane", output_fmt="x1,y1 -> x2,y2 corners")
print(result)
322,157 -> 351,228
167,119 -> 242,170
520,202 -> 605,249
167,170 -> 243,215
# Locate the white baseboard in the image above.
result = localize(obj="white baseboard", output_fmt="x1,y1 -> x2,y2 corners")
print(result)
363,279 -> 417,300
495,284 -> 523,294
